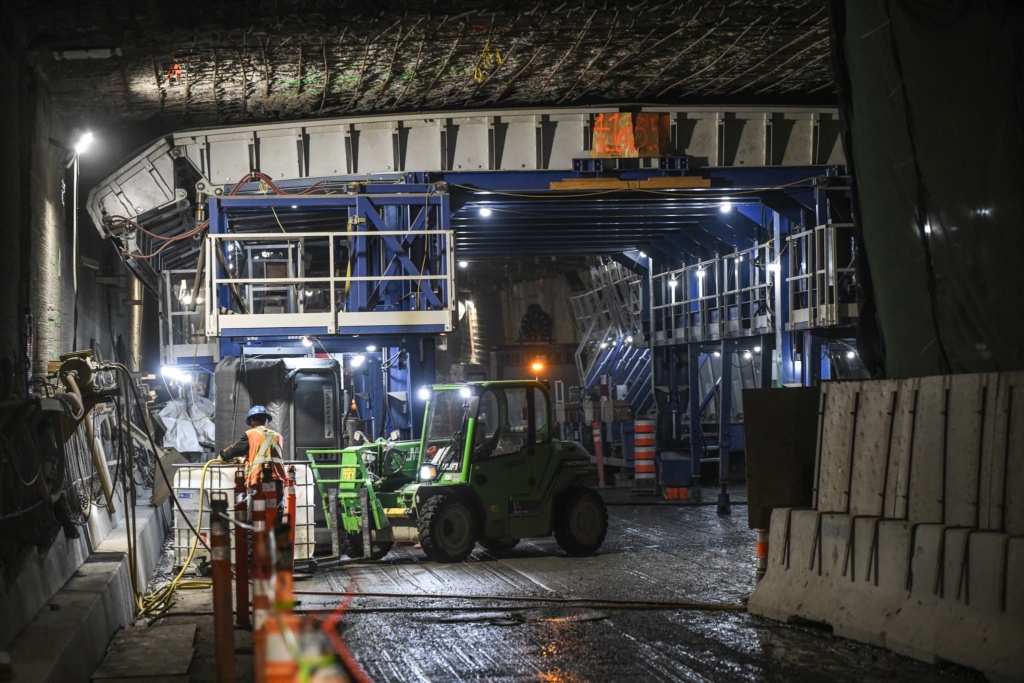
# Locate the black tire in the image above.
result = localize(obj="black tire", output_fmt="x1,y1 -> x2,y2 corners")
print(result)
418,495 -> 477,563
554,487 -> 608,556
340,531 -> 393,561
479,537 -> 519,553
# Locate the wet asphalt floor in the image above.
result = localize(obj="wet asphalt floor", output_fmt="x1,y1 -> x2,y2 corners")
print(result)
145,486 -> 987,682
293,488 -> 984,683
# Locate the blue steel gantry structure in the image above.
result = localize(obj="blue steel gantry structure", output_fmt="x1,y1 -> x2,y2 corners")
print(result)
87,106 -> 859,507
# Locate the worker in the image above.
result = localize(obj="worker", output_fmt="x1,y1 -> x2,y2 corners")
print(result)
219,405 -> 287,511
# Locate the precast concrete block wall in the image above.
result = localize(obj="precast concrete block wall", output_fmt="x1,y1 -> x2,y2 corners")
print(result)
749,373 -> 1024,681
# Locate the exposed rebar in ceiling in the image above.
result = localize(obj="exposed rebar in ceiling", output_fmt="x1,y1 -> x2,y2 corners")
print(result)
17,0 -> 834,126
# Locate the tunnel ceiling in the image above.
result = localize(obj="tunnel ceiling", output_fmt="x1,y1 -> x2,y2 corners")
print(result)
15,0 -> 834,127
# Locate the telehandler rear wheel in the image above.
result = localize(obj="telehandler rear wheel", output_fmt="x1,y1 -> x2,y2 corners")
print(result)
554,487 -> 608,556
418,494 -> 477,563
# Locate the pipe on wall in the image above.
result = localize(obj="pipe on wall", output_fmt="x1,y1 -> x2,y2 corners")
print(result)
127,275 -> 144,373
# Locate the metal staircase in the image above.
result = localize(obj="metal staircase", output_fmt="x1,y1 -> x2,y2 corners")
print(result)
570,258 -> 652,417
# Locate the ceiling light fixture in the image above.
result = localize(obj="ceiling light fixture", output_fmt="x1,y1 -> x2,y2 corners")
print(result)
73,131 -> 94,155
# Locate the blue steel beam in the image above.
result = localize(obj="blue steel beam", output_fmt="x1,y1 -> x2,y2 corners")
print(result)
714,210 -> 765,242
687,344 -> 703,501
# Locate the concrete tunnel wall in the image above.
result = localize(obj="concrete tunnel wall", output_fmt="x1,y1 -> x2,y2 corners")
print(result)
0,24 -> 165,667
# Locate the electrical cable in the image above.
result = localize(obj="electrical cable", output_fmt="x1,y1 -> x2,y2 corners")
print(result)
293,589 -> 746,612
120,221 -> 209,260
109,364 -> 211,553
138,456 -> 224,619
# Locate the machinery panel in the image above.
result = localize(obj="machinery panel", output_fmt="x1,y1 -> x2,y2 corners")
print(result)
306,125 -> 350,176
257,128 -> 303,180
356,121 -> 397,172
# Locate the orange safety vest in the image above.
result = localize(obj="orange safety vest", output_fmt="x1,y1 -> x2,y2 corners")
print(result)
244,426 -> 286,487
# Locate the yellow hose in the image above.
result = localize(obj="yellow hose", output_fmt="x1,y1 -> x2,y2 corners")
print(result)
139,458 -> 227,619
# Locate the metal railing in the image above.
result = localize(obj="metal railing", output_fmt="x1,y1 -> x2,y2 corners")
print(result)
786,222 -> 858,330
204,229 -> 456,336
160,269 -> 220,365
651,243 -> 777,345
570,259 -> 644,385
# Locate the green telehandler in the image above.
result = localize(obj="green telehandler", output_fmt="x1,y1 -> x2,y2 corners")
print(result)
308,379 -> 608,563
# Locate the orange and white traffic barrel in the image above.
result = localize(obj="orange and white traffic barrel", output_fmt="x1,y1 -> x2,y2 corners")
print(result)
755,528 -> 769,583
591,421 -> 606,487
633,418 -> 656,493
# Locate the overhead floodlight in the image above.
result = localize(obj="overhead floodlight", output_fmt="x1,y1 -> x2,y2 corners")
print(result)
366,344 -> 377,352
531,361 -> 544,373
291,204 -> 298,209
73,131 -> 94,155
846,350 -> 857,359
720,200 -> 732,213
713,351 -> 722,358
351,354 -> 366,368
458,260 -> 468,268
599,342 -> 609,349
418,387 -> 431,401
754,345 -> 762,353
626,335 -> 634,344
302,336 -> 313,347
668,278 -> 678,288
459,386 -> 472,398
479,207 -> 492,217
696,269 -> 706,278
639,251 -> 647,258
743,351 -> 753,359
160,366 -> 188,382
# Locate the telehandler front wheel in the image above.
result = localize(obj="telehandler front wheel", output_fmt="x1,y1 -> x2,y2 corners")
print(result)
554,487 -> 608,556
418,495 -> 477,563
340,531 -> 393,561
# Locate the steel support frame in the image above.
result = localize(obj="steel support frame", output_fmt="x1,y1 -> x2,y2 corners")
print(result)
205,190 -> 454,351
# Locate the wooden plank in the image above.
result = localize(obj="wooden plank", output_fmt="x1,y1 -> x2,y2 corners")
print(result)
92,623 -> 196,681
548,176 -> 711,190
637,176 -> 711,188
549,178 -> 632,190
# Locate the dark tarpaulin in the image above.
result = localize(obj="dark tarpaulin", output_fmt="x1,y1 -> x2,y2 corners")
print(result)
214,356 -> 344,457
214,357 -> 291,455
829,0 -> 1024,377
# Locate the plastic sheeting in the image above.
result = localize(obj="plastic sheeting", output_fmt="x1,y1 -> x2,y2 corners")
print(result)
158,395 -> 216,455
830,0 -> 1024,377
213,356 -> 343,457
